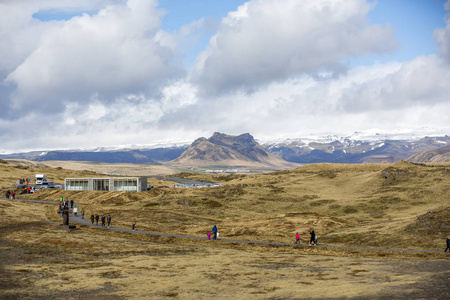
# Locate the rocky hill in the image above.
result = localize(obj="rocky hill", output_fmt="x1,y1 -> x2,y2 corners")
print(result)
406,144 -> 450,163
169,132 -> 298,169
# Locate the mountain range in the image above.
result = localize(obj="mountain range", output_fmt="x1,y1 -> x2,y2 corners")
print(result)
1,131 -> 449,167
262,135 -> 450,164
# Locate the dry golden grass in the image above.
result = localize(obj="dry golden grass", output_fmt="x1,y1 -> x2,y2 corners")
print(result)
1,201 -> 449,299
1,159 -> 449,298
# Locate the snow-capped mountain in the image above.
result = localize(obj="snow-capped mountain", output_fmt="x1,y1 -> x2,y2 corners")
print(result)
259,129 -> 450,164
1,129 -> 449,164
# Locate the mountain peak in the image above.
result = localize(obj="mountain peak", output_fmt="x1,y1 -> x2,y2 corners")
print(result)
170,133 -> 296,169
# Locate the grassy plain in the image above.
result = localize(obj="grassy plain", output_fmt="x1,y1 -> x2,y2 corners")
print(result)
1,159 -> 449,299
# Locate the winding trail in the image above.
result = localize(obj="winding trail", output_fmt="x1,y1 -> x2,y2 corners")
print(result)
1,197 -> 445,254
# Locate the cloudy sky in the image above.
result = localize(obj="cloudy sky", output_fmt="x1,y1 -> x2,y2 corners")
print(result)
1,0 -> 449,153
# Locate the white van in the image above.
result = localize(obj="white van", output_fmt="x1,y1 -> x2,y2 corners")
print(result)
35,174 -> 47,185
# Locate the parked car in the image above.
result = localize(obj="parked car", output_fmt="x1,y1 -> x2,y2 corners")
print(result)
40,181 -> 55,188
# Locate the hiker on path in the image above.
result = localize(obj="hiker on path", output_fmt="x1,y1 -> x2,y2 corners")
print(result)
91,214 -> 94,225
95,214 -> 99,226
80,207 -> 85,219
73,207 -> 78,217
132,218 -> 136,231
70,199 -> 74,208
445,236 -> 450,253
101,215 -> 106,227
5,190 -> 10,199
295,232 -> 300,244
211,225 -> 218,240
309,230 -> 316,246
107,215 -> 111,228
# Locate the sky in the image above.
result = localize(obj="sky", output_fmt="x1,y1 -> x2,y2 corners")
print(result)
1,0 -> 450,153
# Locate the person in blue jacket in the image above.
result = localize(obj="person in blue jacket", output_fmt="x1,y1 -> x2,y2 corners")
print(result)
211,225 -> 218,240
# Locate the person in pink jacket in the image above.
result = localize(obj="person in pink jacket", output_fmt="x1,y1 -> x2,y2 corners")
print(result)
295,232 -> 300,244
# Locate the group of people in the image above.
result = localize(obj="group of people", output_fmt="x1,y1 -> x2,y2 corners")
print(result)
5,190 -> 15,199
90,214 -> 112,228
18,178 -> 31,185
58,197 -> 84,218
58,198 -> 75,210
207,225 -> 219,240
25,186 -> 36,193
295,230 -> 318,246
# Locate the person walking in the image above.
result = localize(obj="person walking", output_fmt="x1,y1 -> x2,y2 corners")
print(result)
95,214 -> 99,226
211,225 -> 218,240
295,232 -> 300,244
309,230 -> 316,246
445,236 -> 450,253
80,207 -> 85,219
70,199 -> 74,208
132,218 -> 136,231
107,215 -> 111,228
101,215 -> 106,227
73,207 -> 78,217
90,214 -> 94,225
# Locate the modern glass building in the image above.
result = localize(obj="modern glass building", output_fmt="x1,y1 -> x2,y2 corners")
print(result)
65,177 -> 147,192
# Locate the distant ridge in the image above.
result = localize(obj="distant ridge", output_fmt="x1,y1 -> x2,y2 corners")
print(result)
1,130 -> 449,165
169,132 -> 298,169
0,148 -> 185,164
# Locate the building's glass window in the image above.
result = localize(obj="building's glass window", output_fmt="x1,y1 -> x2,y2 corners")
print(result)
112,178 -> 138,191
66,179 -> 89,191
93,179 -> 109,191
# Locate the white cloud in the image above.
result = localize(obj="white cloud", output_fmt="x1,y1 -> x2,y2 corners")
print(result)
0,0 -> 449,153
191,0 -> 398,94
3,0 -> 182,118
433,0 -> 450,63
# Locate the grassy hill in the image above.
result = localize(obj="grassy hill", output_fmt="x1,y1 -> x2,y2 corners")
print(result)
1,159 -> 449,299
3,159 -> 449,250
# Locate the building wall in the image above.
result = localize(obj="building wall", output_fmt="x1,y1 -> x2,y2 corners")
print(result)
65,177 -> 147,192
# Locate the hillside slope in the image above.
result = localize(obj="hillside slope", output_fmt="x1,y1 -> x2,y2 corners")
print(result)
407,144 -> 450,163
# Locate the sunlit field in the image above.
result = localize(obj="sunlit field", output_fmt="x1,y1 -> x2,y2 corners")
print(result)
1,159 -> 449,299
